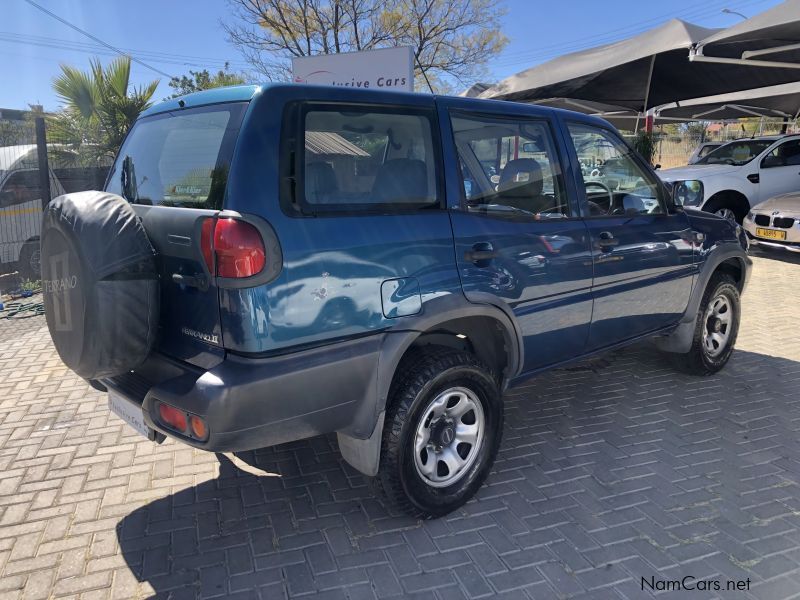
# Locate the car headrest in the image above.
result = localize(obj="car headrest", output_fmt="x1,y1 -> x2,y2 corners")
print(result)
498,159 -> 543,198
372,159 -> 429,203
305,162 -> 338,203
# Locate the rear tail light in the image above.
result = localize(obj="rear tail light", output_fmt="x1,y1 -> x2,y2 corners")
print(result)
157,402 -> 209,441
190,415 -> 208,440
200,217 -> 266,278
159,403 -> 187,433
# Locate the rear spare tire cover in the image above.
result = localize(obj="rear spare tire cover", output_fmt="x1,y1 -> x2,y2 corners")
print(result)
40,191 -> 158,380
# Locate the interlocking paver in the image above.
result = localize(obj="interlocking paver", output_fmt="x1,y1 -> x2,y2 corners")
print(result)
1,251 -> 800,599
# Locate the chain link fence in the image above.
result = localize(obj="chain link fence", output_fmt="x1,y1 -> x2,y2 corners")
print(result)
652,121 -> 791,169
0,117 -> 110,291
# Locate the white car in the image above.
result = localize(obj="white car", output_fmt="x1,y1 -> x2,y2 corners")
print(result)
0,145 -> 66,279
687,141 -> 724,165
659,135 -> 800,223
743,192 -> 800,253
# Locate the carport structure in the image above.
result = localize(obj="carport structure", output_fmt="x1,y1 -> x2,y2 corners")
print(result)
656,82 -> 800,122
479,0 -> 800,129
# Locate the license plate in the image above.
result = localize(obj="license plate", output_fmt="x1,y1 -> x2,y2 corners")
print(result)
108,390 -> 152,439
756,227 -> 786,240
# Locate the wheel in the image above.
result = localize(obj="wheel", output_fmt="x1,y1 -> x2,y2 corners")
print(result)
17,240 -> 41,281
373,348 -> 502,518
703,195 -> 748,224
670,274 -> 740,375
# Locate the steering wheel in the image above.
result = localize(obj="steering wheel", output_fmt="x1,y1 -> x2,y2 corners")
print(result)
584,181 -> 613,215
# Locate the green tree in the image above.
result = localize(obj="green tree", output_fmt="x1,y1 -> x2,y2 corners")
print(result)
49,56 -> 159,164
167,62 -> 247,98
224,0 -> 507,92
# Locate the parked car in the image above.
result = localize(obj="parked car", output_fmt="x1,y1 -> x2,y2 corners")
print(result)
687,141 -> 724,164
39,84 -> 750,518
0,144 -> 65,279
743,192 -> 800,253
659,134 -> 800,223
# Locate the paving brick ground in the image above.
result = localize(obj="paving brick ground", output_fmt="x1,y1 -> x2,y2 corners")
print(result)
1,249 -> 800,599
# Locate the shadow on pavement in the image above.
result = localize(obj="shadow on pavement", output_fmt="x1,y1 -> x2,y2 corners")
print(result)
116,345 -> 800,599
749,245 -> 800,265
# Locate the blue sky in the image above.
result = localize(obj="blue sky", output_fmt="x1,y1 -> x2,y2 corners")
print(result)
2,0 -> 784,111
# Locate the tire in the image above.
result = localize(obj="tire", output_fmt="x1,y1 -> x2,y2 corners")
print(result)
703,194 -> 748,224
17,239 -> 41,281
40,191 -> 159,380
670,274 -> 740,375
372,348 -> 503,518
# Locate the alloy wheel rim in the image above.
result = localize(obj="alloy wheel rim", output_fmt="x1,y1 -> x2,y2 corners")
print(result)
413,386 -> 485,488
703,294 -> 732,358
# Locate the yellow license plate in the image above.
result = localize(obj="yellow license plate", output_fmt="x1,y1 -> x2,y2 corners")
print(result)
756,227 -> 786,240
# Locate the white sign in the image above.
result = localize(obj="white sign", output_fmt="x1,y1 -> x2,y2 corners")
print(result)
292,47 -> 414,92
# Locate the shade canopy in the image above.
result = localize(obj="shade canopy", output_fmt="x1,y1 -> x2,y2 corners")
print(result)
696,0 -> 800,66
459,82 -> 492,98
480,19 -> 718,110
656,82 -> 800,121
528,98 -> 643,129
481,5 -> 800,113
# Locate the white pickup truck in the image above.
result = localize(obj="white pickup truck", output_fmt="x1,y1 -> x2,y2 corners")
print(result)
659,134 -> 800,223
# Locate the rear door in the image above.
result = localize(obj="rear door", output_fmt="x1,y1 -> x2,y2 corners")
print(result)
561,119 -> 695,349
439,99 -> 594,373
105,103 -> 246,368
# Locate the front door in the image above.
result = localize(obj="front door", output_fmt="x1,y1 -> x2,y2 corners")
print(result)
440,102 -> 594,374
757,138 -> 800,203
562,120 -> 695,349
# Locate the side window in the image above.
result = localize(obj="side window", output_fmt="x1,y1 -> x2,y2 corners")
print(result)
292,106 -> 439,212
450,112 -> 570,219
567,123 -> 665,216
766,139 -> 800,166
0,171 -> 40,208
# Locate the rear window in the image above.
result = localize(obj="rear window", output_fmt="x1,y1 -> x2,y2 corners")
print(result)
106,103 -> 246,209
282,103 -> 441,214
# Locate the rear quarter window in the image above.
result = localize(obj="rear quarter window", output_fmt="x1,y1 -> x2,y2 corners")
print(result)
280,102 -> 442,215
106,103 -> 246,209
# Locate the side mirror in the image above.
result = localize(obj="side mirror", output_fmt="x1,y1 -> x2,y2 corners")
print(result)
654,164 -> 661,170
762,155 -> 786,168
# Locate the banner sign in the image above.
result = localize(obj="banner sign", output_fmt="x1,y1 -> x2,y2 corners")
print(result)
292,47 -> 414,92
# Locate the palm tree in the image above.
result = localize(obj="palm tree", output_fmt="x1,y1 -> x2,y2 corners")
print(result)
50,56 -> 159,164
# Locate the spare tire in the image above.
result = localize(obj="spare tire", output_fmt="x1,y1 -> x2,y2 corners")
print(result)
40,191 -> 159,380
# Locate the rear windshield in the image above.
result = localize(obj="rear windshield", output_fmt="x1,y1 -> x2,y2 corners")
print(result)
106,103 -> 246,209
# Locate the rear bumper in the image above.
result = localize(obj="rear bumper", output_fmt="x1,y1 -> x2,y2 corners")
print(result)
101,334 -> 382,452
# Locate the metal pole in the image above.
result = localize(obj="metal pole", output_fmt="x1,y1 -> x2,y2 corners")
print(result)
34,117 -> 51,209
637,55 -> 657,134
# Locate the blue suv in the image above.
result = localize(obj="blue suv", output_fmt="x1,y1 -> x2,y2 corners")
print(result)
40,84 -> 750,517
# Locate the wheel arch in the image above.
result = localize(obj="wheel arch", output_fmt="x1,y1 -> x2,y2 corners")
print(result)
337,293 -> 522,476
704,189 -> 750,218
654,244 -> 750,354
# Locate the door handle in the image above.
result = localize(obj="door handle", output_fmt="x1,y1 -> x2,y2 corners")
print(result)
465,243 -> 497,265
597,231 -> 619,252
